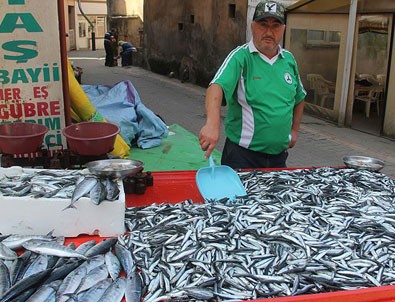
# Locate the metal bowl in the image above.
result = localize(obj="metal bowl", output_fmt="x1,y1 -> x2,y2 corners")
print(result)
85,159 -> 144,178
343,155 -> 385,172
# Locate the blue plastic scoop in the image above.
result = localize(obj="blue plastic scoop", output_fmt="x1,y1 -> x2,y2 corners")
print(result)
196,155 -> 246,201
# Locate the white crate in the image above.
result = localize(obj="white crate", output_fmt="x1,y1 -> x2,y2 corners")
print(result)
0,167 -> 125,237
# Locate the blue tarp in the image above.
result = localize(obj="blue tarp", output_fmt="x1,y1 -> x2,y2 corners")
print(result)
82,80 -> 168,149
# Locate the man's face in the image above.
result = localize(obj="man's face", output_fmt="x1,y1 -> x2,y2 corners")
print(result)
251,17 -> 285,57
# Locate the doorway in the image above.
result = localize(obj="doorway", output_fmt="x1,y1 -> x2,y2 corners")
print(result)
78,19 -> 89,49
351,14 -> 390,135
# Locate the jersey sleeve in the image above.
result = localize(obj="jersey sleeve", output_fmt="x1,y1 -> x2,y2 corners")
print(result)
210,47 -> 243,106
293,61 -> 307,104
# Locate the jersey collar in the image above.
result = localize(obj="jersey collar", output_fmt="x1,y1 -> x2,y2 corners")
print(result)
248,40 -> 284,65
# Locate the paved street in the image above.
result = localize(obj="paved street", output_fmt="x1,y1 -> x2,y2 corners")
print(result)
68,50 -> 395,178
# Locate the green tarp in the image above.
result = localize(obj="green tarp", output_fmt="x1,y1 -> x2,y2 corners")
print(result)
129,124 -> 222,171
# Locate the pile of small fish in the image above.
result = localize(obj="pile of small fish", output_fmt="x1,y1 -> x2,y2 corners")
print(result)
122,167 -> 395,301
0,233 -> 142,302
0,169 -> 120,208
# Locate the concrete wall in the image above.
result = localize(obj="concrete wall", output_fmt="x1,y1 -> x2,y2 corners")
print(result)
107,0 -> 144,48
108,0 -> 143,18
64,0 -> 75,51
75,1 -> 107,15
111,17 -> 143,48
143,0 -> 248,87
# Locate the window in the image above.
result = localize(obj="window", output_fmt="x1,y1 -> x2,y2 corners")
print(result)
229,4 -> 236,18
178,23 -> 184,31
307,30 -> 340,47
291,29 -> 341,110
78,15 -> 106,37
190,15 -> 195,24
78,21 -> 86,38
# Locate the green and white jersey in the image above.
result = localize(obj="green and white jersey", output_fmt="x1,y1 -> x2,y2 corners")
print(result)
211,41 -> 306,155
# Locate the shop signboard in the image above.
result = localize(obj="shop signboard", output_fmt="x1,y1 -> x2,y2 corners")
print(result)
0,0 -> 67,149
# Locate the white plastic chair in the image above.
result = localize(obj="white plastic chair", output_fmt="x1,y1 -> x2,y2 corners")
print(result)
376,74 -> 386,87
306,74 -> 335,106
354,86 -> 383,118
358,73 -> 379,85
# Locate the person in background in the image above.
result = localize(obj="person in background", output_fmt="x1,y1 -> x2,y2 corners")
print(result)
111,28 -> 119,65
199,0 -> 306,169
104,32 -> 115,67
117,41 -> 134,67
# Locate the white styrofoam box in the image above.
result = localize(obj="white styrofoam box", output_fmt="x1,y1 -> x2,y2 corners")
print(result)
0,166 -> 125,237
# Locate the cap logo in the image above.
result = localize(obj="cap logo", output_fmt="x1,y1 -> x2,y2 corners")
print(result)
265,3 -> 277,13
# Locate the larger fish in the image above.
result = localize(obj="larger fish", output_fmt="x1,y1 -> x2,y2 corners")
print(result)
0,243 -> 17,261
90,180 -> 107,205
22,240 -> 88,260
105,177 -> 120,201
65,176 -> 99,210
97,277 -> 127,302
2,232 -> 55,250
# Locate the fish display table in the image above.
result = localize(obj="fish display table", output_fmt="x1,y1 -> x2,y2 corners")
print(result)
3,167 -> 395,302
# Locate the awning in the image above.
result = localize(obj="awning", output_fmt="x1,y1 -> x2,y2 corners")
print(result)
287,0 -> 395,14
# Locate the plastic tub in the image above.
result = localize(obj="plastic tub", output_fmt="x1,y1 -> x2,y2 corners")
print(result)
0,122 -> 49,154
62,121 -> 120,156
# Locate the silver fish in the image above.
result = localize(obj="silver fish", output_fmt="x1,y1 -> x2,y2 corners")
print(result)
22,240 -> 88,260
65,176 -> 99,210
0,243 -> 17,261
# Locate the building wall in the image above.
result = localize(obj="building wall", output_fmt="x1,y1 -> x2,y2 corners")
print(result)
64,0 -> 76,51
108,0 -> 143,18
107,0 -> 144,49
75,0 -> 108,50
144,0 -> 248,86
75,1 -> 107,14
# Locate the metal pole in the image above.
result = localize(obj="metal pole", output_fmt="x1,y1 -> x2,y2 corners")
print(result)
77,0 -> 96,50
57,0 -> 72,125
338,0 -> 358,126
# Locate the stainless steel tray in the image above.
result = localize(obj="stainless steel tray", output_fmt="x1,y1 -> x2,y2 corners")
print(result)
343,155 -> 384,172
85,159 -> 143,178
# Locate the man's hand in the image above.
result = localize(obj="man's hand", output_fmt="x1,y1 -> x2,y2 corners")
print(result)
199,124 -> 219,158
288,129 -> 299,149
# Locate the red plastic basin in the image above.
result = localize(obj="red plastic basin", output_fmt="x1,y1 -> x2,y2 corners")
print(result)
0,122 -> 49,154
62,121 -> 120,156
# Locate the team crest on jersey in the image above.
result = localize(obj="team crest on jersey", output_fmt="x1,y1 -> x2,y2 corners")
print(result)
284,73 -> 293,84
